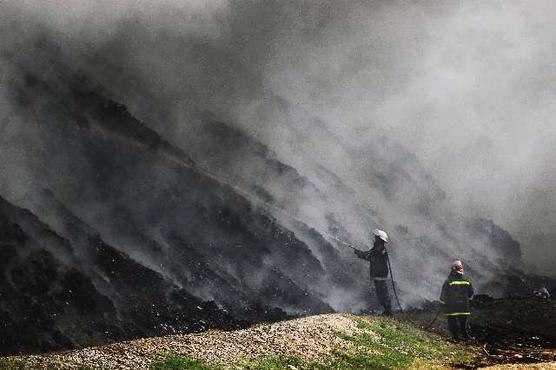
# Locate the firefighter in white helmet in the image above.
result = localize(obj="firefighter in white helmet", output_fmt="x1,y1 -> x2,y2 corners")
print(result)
354,229 -> 393,315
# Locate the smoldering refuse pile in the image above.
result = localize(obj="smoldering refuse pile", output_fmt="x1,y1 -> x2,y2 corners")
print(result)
1,0 -> 554,356
0,43 -> 354,354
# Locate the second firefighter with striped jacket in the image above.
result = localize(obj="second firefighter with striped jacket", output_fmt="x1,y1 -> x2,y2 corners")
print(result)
440,260 -> 474,341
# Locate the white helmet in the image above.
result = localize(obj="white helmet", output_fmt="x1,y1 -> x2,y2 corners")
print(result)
373,229 -> 389,243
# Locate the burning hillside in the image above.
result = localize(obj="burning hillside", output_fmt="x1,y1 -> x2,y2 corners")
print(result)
1,1 -> 556,363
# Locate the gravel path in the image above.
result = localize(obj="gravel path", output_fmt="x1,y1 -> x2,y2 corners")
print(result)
8,314 -> 359,369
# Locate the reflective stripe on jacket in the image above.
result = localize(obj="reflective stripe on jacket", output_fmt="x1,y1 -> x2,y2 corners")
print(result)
440,272 -> 474,315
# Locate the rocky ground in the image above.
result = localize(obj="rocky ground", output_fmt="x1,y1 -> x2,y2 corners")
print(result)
4,314 -> 358,369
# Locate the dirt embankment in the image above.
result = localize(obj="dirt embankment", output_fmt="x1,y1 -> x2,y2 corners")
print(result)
5,306 -> 556,370
6,314 -> 358,369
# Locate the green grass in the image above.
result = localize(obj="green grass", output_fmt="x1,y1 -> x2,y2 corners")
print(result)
150,354 -> 221,370
0,359 -> 93,370
243,316 -> 474,369
149,316 -> 476,370
0,359 -> 24,370
244,356 -> 306,370
331,317 -> 475,369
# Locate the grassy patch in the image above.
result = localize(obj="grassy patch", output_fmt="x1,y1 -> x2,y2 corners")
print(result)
150,354 -> 221,370
242,316 -> 475,370
332,316 -> 475,369
244,356 -> 306,370
150,316 -> 476,370
0,359 -> 25,370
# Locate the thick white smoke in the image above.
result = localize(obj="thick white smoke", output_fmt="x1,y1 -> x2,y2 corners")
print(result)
1,0 -> 555,312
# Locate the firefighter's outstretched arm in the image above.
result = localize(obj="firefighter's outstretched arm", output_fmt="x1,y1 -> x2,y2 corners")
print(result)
354,248 -> 371,260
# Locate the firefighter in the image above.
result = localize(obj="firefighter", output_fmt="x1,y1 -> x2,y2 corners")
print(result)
354,229 -> 393,316
440,259 -> 474,341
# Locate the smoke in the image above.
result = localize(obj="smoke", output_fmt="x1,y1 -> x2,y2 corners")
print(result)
1,0 -> 555,314
371,1 -> 556,276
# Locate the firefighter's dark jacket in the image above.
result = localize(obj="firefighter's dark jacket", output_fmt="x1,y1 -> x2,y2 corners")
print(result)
355,246 -> 389,280
440,272 -> 474,315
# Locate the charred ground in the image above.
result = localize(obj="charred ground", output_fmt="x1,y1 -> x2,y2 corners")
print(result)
402,296 -> 556,367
